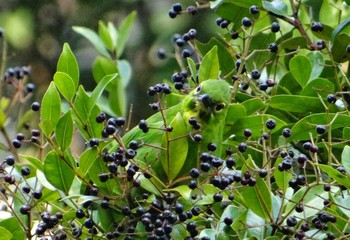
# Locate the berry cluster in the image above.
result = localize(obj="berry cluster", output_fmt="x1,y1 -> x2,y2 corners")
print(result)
168,3 -> 197,19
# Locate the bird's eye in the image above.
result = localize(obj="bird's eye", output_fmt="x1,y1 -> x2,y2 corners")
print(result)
215,103 -> 225,112
196,85 -> 201,92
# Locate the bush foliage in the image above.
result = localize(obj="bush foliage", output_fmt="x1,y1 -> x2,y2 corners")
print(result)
1,1 -> 350,239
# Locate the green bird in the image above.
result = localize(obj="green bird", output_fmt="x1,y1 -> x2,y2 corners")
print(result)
120,79 -> 232,192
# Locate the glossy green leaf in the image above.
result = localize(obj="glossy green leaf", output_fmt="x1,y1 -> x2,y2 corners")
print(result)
245,210 -> 266,239
289,55 -> 312,87
107,22 -> 118,48
98,21 -> 114,51
268,95 -> 324,113
225,103 -> 246,126
241,98 -> 265,115
307,51 -> 324,80
40,82 -> 61,137
196,37 -> 235,76
88,104 -> 104,138
53,72 -> 75,101
331,18 -> 350,42
0,226 -> 13,240
92,57 -> 118,83
44,150 -> 75,193
79,147 -> 99,176
199,46 -> 219,82
56,43 -> 79,89
113,60 -> 132,116
276,72 -> 301,95
331,33 -> 350,63
248,32 -> 276,70
198,229 -> 216,240
290,113 -> 350,141
263,0 -> 290,16
315,164 -> 350,189
299,77 -> 334,97
240,174 -> 272,221
55,109 -> 73,151
88,156 -> 116,195
341,146 -> 350,175
72,26 -> 110,58
187,57 -> 197,80
218,205 -> 246,232
20,154 -> 43,172
274,157 -> 292,193
285,185 -> 326,219
166,185 -> 192,201
161,112 -> 188,181
0,217 -> 25,240
89,73 -> 118,113
309,24 -> 334,41
343,127 -> 350,139
279,36 -> 308,50
74,86 -> 90,123
333,192 -> 350,216
117,11 -> 136,57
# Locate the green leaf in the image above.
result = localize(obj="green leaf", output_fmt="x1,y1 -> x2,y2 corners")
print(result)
92,57 -> 118,83
248,32 -> 276,70
196,37 -> 235,76
40,82 -> 61,137
0,226 -> 13,240
279,36 -> 308,50
55,109 -> 73,151
199,46 -> 220,82
187,57 -> 197,80
290,113 -> 350,141
111,60 -> 132,116
331,33 -> 350,63
241,176 -> 272,220
57,43 -> 79,89
268,95 -> 324,113
342,146 -> 350,175
20,154 -> 44,172
166,185 -> 192,200
44,150 -> 75,193
78,147 -> 98,176
274,157 -> 292,193
299,77 -> 334,97
53,72 -> 76,101
289,55 -> 312,87
331,18 -> 350,42
161,112 -> 188,181
276,72 -> 301,95
98,21 -> 114,51
263,0 -> 290,16
285,185 -> 327,219
0,217 -> 25,240
72,26 -> 110,58
225,103 -> 246,126
315,164 -> 350,189
198,229 -> 216,240
241,98 -> 265,115
88,156 -> 116,195
117,11 -> 136,57
307,51 -> 324,80
89,73 -> 118,113
108,22 -> 118,49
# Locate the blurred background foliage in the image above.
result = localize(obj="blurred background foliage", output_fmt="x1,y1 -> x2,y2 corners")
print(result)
0,0 -> 219,120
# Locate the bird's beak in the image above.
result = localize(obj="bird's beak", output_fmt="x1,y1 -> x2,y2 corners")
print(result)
199,94 -> 215,115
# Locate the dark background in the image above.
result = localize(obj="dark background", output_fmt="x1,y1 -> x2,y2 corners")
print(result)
0,0 -> 218,120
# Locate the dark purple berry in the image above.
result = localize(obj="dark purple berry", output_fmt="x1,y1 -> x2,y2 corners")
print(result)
31,102 -> 40,111
282,128 -> 292,138
249,5 -> 259,14
265,119 -> 276,130
242,17 -> 252,27
271,22 -> 280,32
316,125 -> 326,134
